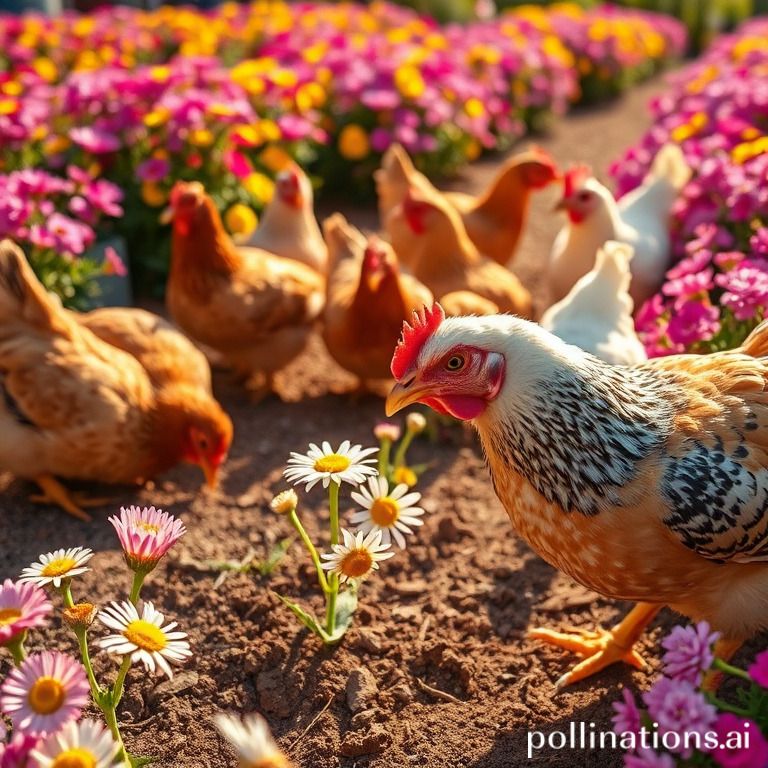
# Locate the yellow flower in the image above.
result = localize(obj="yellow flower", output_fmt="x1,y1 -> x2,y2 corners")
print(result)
143,108 -> 171,128
671,114 -> 706,144
394,64 -> 426,100
270,69 -> 298,88
303,41 -> 328,64
243,172 -> 275,205
189,128 -> 215,148
338,124 -> 370,161
1,81 -> 22,96
0,99 -> 19,116
465,139 -> 481,161
295,82 -> 326,112
225,204 -> 258,240
141,182 -> 167,208
732,136 -> 768,165
258,145 -> 293,173
258,119 -> 282,142
32,57 -> 57,83
208,103 -> 238,118
43,135 -> 70,155
464,98 -> 485,119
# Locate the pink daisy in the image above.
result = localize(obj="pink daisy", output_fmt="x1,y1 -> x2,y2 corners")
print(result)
0,732 -> 39,767
0,579 -> 52,648
0,651 -> 90,736
108,506 -> 186,572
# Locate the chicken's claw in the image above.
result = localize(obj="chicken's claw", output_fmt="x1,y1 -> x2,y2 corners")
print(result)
529,602 -> 661,690
30,475 -> 111,522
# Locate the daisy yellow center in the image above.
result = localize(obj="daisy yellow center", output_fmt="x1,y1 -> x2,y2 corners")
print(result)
314,454 -> 351,474
0,607 -> 21,625
137,522 -> 161,534
246,755 -> 291,768
51,749 -> 97,768
41,557 -> 77,577
340,549 -> 374,579
28,676 -> 66,714
370,497 -> 400,527
124,619 -> 167,652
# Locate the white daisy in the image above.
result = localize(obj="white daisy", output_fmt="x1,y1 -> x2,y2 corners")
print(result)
214,712 -> 291,768
283,440 -> 378,492
31,718 -> 122,768
19,547 -> 94,589
97,601 -> 191,679
320,529 -> 394,583
350,477 -> 425,549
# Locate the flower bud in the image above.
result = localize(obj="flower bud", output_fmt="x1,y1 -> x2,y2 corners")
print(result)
373,422 -> 401,442
63,602 -> 97,631
270,489 -> 298,515
405,412 -> 427,434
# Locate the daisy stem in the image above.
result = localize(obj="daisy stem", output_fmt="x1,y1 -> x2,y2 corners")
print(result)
325,573 -> 339,637
102,699 -> 130,767
75,626 -> 103,699
62,581 -> 75,609
288,509 -> 330,593
393,432 -> 415,470
329,481 -> 340,547
378,438 -> 392,478
128,571 -> 145,605
112,654 -> 133,707
712,658 -> 751,681
6,634 -> 26,665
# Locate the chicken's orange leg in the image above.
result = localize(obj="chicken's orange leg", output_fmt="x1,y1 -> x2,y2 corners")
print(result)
529,602 -> 661,690
30,475 -> 110,522
702,637 -> 744,692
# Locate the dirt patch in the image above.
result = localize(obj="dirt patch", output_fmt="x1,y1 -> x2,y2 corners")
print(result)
4,77 -> 760,768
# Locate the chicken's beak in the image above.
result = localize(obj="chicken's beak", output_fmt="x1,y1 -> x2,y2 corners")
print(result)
201,460 -> 220,490
386,378 -> 428,416
159,206 -> 174,225
366,271 -> 385,293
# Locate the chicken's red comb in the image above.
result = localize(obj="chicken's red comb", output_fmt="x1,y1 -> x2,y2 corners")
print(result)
391,303 -> 445,379
564,164 -> 591,198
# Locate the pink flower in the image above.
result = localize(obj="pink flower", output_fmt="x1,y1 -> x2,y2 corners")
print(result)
0,579 -> 52,647
108,505 -> 186,572
224,149 -> 251,179
103,246 -> 127,277
69,126 -> 121,154
662,268 -> 714,299
748,649 -> 768,688
716,264 -> 768,322
0,651 -> 90,736
642,677 -> 717,756
136,157 -> 171,183
0,733 -> 39,768
711,714 -> 768,768
666,300 -> 720,347
612,688 -> 641,735
661,621 -> 720,685
624,749 -> 675,768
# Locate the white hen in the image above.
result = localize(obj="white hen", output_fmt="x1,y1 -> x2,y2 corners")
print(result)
548,144 -> 690,307
541,241 -> 647,366
247,162 -> 327,274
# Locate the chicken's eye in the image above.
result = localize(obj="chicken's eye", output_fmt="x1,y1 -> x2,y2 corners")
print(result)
199,436 -> 209,450
578,191 -> 591,202
446,355 -> 465,371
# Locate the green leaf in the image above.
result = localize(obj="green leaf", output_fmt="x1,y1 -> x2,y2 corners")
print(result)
274,592 -> 329,641
128,754 -> 156,767
325,584 -> 359,644
258,538 -> 293,576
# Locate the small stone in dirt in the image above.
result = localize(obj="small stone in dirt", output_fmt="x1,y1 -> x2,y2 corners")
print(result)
435,516 -> 473,543
391,682 -> 414,706
351,628 -> 385,654
339,724 -> 391,757
391,579 -> 429,596
346,667 -> 379,713
148,671 -> 199,704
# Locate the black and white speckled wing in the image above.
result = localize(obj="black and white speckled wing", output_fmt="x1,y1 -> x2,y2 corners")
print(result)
661,435 -> 768,563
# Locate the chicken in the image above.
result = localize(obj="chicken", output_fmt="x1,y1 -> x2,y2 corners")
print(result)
385,187 -> 533,317
246,162 -> 327,274
387,303 -> 768,688
540,241 -> 647,366
0,240 -> 233,520
166,182 -> 324,399
376,143 -> 559,265
549,144 -> 691,307
75,307 -> 212,393
321,213 -> 432,387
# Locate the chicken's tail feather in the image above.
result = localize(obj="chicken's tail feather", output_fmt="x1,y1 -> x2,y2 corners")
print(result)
0,239 -> 66,332
741,320 -> 768,359
648,143 -> 692,192
322,213 -> 366,273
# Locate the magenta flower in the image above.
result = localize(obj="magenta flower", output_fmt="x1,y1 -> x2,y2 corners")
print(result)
642,677 -> 717,756
0,733 -> 39,768
612,688 -> 641,736
661,621 -> 720,685
748,650 -> 768,688
103,246 -> 127,277
45,212 -> 94,255
0,579 -> 52,647
136,157 -> 171,183
0,651 -> 90,736
69,126 -> 121,154
666,300 -> 720,347
716,264 -> 768,322
624,749 -> 675,768
108,505 -> 187,572
662,268 -> 714,299
711,714 -> 768,768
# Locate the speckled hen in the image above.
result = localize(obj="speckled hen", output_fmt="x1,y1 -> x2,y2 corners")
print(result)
386,304 -> 768,688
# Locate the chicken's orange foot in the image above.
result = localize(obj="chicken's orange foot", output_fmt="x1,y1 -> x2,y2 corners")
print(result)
30,475 -> 111,522
529,602 -> 661,690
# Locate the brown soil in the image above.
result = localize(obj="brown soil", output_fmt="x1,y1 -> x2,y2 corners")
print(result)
3,77 -> 756,768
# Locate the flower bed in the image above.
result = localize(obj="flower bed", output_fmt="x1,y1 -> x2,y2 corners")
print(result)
610,18 -> 768,357
0,1 -> 685,299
